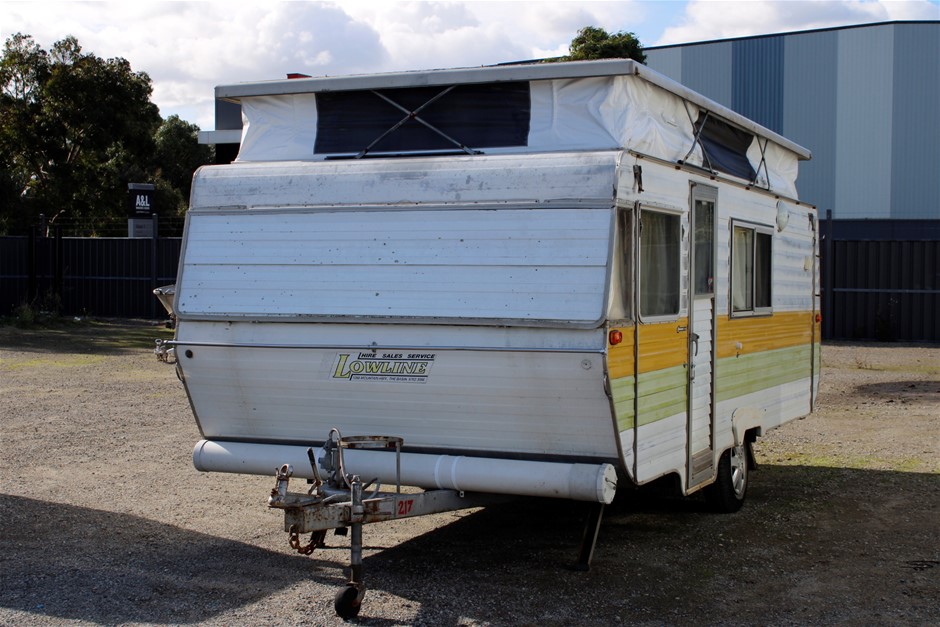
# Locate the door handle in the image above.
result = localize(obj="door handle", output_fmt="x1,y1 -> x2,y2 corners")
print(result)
690,332 -> 700,356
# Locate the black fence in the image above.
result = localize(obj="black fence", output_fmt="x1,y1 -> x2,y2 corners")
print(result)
1,218 -> 938,341
822,239 -> 939,342
0,228 -> 181,320
821,217 -> 940,342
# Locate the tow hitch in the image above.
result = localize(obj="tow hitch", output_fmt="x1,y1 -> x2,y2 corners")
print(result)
268,429 -> 500,619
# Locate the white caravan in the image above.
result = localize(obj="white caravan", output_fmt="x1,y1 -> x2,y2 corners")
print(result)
166,60 -> 819,617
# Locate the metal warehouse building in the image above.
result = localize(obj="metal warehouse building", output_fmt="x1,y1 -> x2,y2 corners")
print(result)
644,21 -> 940,341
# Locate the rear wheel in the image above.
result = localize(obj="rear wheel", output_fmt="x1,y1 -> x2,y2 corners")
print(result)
704,444 -> 749,513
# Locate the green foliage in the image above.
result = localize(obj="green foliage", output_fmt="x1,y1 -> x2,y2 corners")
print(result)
0,34 -> 212,235
561,26 -> 646,64
154,115 -> 213,213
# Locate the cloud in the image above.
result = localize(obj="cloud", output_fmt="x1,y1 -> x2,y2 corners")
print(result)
2,1 -> 388,127
655,0 -> 939,45
339,1 -> 648,68
3,1 -> 934,129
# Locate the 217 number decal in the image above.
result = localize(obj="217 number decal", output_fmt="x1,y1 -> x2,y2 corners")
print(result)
397,499 -> 414,516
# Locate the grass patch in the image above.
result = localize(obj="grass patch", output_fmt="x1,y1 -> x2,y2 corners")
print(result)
4,354 -> 108,370
0,318 -> 173,355
770,450 -> 935,473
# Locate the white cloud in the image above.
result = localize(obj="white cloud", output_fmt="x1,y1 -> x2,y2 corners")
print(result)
655,0 -> 939,45
2,1 -> 936,129
339,1 -> 648,68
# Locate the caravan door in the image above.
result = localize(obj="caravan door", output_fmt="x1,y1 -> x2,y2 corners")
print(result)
687,184 -> 718,489
634,204 -> 689,484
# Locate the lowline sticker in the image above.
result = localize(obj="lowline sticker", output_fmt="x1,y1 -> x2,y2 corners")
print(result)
331,352 -> 436,384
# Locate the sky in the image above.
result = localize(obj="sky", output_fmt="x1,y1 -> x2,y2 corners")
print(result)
2,0 -> 938,130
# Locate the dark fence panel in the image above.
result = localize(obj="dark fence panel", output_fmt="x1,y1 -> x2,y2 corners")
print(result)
0,236 -> 29,316
0,232 -> 181,319
826,239 -> 939,342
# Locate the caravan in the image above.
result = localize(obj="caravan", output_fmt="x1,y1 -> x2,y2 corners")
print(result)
167,60 -> 819,617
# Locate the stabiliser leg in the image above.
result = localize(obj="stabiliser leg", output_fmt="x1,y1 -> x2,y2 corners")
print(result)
573,502 -> 605,571
335,476 -> 366,619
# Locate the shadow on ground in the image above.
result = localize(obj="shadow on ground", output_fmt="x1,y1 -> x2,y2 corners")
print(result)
0,495 -> 325,624
0,319 -> 172,355
2,465 -> 937,625
354,464 -> 939,625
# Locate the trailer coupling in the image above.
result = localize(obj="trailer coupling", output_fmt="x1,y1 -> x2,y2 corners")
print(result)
267,429 -> 503,619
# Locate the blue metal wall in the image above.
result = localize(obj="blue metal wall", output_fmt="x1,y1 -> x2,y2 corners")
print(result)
645,21 -> 940,221
732,36 -> 784,133
891,23 -> 940,220
782,30 -> 838,215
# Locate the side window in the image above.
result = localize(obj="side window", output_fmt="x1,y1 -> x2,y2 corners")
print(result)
732,222 -> 773,315
639,209 -> 681,318
693,197 -> 715,295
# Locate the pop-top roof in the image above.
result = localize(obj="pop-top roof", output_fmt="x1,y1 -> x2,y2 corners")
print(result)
209,59 -> 810,198
215,59 -> 810,160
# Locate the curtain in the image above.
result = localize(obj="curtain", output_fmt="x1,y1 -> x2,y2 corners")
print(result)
640,211 -> 679,317
732,227 -> 753,312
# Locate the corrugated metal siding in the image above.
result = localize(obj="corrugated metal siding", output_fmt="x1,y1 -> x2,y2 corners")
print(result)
183,336 -> 618,458
829,240 -> 940,341
783,30 -> 838,212
0,235 -> 181,318
732,37 -> 784,133
177,208 -> 612,324
0,237 -> 28,316
61,238 -> 175,318
835,26 -> 895,219
191,151 -> 619,209
680,42 -> 733,108
891,23 -> 940,219
646,47 -> 682,82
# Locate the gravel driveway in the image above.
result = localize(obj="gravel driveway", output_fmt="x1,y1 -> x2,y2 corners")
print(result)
1,320 -> 937,625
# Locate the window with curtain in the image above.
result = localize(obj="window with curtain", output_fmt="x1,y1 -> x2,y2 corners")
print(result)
640,210 -> 680,318
732,223 -> 773,315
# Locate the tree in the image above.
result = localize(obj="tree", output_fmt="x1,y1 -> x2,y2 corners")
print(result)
153,115 -> 213,214
0,34 -> 162,233
564,26 -> 646,64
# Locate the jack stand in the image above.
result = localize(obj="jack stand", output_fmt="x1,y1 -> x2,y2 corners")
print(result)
268,429 -> 515,618
335,475 -> 366,619
573,502 -> 605,571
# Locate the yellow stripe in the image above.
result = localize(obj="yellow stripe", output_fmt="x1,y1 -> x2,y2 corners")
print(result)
607,325 -> 635,380
716,311 -> 815,359
610,311 -> 816,378
637,318 -> 688,373
608,319 -> 689,376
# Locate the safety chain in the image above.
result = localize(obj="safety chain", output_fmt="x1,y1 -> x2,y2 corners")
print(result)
288,525 -> 326,555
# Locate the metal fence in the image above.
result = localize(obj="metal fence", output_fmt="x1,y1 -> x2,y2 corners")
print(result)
822,238 -> 939,342
0,228 -> 181,320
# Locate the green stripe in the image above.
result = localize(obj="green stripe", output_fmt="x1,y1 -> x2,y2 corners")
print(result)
613,345 -> 815,432
611,376 -> 635,430
637,365 -> 687,426
611,365 -> 688,430
716,344 -> 812,401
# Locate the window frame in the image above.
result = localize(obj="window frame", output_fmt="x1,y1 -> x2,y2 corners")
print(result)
691,185 -> 717,298
730,219 -> 774,318
637,206 -> 684,323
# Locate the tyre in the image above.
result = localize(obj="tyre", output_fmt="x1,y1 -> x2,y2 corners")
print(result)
704,444 -> 749,513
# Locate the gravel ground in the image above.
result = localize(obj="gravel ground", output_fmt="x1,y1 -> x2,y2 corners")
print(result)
0,320 -> 937,626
